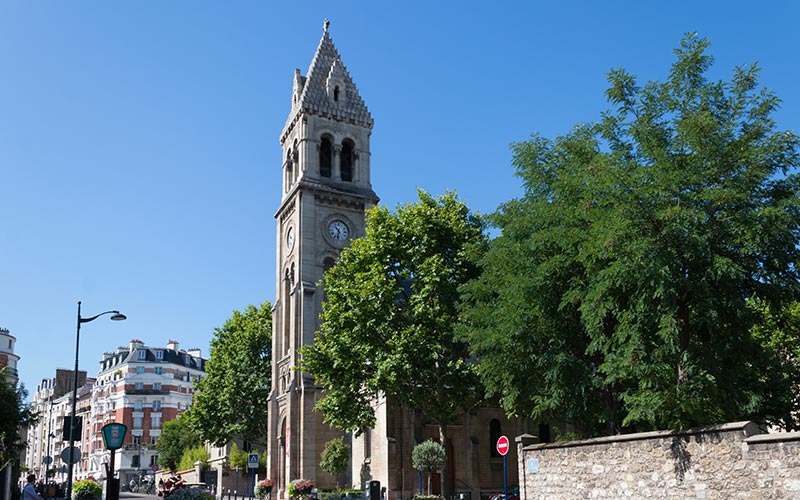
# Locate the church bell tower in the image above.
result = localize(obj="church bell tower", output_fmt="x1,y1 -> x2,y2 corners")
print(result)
267,20 -> 378,496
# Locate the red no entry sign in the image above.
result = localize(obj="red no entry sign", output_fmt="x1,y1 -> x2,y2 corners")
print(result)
496,435 -> 510,456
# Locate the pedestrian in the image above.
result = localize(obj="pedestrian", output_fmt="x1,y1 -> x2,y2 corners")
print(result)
23,475 -> 43,500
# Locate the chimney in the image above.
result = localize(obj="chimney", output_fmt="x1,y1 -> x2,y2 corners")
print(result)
129,339 -> 144,351
167,340 -> 179,351
187,348 -> 202,358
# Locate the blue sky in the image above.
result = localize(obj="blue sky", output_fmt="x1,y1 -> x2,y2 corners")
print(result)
2,1 -> 798,394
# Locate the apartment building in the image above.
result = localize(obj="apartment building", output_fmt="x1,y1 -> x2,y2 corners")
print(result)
0,327 -> 20,384
24,369 -> 91,480
88,339 -> 205,485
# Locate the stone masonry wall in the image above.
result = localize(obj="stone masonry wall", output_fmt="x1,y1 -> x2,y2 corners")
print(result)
517,421 -> 800,499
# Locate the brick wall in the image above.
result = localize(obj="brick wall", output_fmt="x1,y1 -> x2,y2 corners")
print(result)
518,421 -> 800,499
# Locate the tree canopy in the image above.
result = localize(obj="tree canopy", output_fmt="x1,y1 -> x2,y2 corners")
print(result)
0,369 -> 30,470
184,302 -> 272,446
411,440 -> 446,495
459,34 -> 800,435
301,190 -> 487,434
319,438 -> 350,487
155,415 -> 200,472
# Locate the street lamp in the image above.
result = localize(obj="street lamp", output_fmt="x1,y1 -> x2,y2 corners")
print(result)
65,301 -> 126,500
45,432 -> 55,491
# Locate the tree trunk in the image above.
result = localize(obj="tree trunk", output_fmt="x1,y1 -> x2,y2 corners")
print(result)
438,424 -> 449,499
676,290 -> 690,391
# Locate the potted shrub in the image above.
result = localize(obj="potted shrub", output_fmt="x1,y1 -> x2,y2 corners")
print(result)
412,440 -> 446,497
72,480 -> 102,500
255,479 -> 274,500
288,479 -> 315,499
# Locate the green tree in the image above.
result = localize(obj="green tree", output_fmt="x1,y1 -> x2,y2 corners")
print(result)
411,440 -> 446,495
155,415 -> 201,472
0,368 -> 31,470
227,442 -> 247,469
185,302 -> 272,446
319,438 -> 350,488
178,444 -> 210,472
459,34 -> 800,435
301,190 -> 486,496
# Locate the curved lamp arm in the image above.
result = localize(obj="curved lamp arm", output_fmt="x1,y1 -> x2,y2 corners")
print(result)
79,310 -> 127,323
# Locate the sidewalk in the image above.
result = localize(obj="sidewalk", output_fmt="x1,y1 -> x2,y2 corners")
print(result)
120,492 -> 159,500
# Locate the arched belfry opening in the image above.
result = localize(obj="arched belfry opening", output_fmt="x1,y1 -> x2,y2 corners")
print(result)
341,139 -> 354,182
320,135 -> 333,178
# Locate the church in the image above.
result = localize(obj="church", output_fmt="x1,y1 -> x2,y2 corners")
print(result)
265,21 -> 535,500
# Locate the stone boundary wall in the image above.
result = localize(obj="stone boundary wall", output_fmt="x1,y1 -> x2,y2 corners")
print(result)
517,421 -> 800,499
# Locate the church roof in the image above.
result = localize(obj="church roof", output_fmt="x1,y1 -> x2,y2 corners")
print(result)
284,20 -> 373,135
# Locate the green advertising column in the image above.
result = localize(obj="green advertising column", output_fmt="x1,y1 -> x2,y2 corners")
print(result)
101,423 -> 128,500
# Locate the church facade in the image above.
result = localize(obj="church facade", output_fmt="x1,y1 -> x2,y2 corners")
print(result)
266,22 -> 533,500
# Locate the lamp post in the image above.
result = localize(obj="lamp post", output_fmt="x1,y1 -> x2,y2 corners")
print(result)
65,301 -> 126,500
45,432 -> 55,493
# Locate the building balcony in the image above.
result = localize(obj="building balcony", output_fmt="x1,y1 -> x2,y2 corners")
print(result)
126,389 -> 167,395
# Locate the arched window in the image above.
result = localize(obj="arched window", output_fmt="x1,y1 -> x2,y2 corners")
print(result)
334,86 -> 340,102
283,268 -> 291,354
320,135 -> 332,178
285,148 -> 293,190
292,139 -> 299,183
340,139 -> 354,182
490,419 -> 502,457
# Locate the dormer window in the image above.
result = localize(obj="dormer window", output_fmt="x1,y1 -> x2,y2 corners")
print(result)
137,350 -> 146,360
155,350 -> 163,360
334,86 -> 340,102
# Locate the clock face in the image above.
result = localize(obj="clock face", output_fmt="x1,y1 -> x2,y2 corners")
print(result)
327,220 -> 349,241
286,226 -> 295,250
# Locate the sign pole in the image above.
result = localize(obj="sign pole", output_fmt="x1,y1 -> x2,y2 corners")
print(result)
496,436 -> 509,500
503,455 -> 508,500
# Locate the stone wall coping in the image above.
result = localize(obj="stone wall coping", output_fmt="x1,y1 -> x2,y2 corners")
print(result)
521,421 -> 760,451
745,431 -> 800,445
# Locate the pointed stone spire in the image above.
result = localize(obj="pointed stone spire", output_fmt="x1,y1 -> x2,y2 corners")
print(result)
283,20 -> 372,136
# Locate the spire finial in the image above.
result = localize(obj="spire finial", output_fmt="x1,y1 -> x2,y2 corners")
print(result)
323,19 -> 330,33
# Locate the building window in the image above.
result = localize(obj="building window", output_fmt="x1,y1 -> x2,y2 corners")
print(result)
131,455 -> 140,468
154,367 -> 162,375
155,350 -> 163,360
133,417 -> 143,430
136,367 -> 144,375
153,383 -> 161,391
340,139 -> 354,182
151,415 -> 161,430
150,455 -> 158,465
320,136 -> 332,177
152,400 -> 162,412
490,419 -> 502,457
134,400 -> 143,411
138,350 -> 146,360
151,436 -> 158,446
135,382 -> 143,391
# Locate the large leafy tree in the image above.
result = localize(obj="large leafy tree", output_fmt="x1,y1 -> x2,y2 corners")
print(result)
301,190 -> 486,491
184,302 -> 272,446
0,368 -> 31,470
459,34 -> 800,435
155,415 -> 200,472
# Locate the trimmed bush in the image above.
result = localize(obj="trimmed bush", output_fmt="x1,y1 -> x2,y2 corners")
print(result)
73,480 -> 102,500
